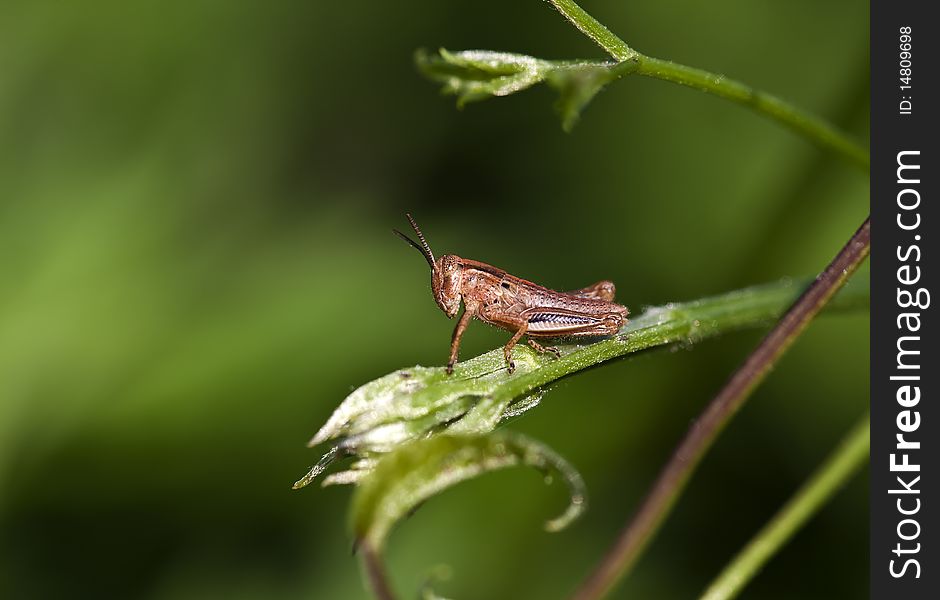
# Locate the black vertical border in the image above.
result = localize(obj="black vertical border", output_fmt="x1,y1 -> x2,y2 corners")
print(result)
871,1 -> 938,597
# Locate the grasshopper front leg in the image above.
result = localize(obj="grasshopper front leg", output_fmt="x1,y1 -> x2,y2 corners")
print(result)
447,301 -> 478,374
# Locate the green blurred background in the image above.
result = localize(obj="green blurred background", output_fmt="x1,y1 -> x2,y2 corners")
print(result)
0,1 -> 869,598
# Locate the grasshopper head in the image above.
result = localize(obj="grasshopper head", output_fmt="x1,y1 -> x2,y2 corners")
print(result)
394,213 -> 462,318
433,254 -> 462,318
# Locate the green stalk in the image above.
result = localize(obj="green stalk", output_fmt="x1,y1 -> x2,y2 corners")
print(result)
546,0 -> 637,61
546,0 -> 868,170
700,414 -> 870,600
481,275 -> 868,424
632,56 -> 870,170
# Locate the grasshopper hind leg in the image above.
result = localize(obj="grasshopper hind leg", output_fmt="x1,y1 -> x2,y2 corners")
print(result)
528,339 -> 562,359
506,330 -> 562,374
566,280 -> 617,302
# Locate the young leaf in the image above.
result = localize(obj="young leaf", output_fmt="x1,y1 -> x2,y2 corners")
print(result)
415,49 -> 551,107
416,48 -> 626,129
350,432 -> 587,552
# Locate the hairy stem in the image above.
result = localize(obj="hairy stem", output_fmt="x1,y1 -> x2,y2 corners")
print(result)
545,0 -> 868,170
632,56 -> 870,170
546,0 -> 637,61
484,275 -> 867,425
700,413 -> 870,600
571,217 -> 870,600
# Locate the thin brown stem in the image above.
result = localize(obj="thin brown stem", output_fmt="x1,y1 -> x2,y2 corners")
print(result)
361,542 -> 396,600
571,216 -> 871,600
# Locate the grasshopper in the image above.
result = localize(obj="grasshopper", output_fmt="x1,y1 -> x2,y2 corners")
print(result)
394,214 -> 628,374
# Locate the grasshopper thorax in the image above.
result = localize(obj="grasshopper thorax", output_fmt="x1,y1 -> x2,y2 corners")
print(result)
433,254 -> 463,318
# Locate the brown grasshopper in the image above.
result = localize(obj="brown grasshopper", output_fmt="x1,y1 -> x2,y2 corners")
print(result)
394,214 -> 628,374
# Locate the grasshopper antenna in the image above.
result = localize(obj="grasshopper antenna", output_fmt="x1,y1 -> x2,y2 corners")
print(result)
393,213 -> 436,269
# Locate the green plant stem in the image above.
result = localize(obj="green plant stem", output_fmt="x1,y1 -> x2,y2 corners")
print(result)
547,0 -> 637,61
571,217 -> 870,600
545,1 -> 868,170
478,274 -> 867,429
631,56 -> 870,171
700,413 -> 870,600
